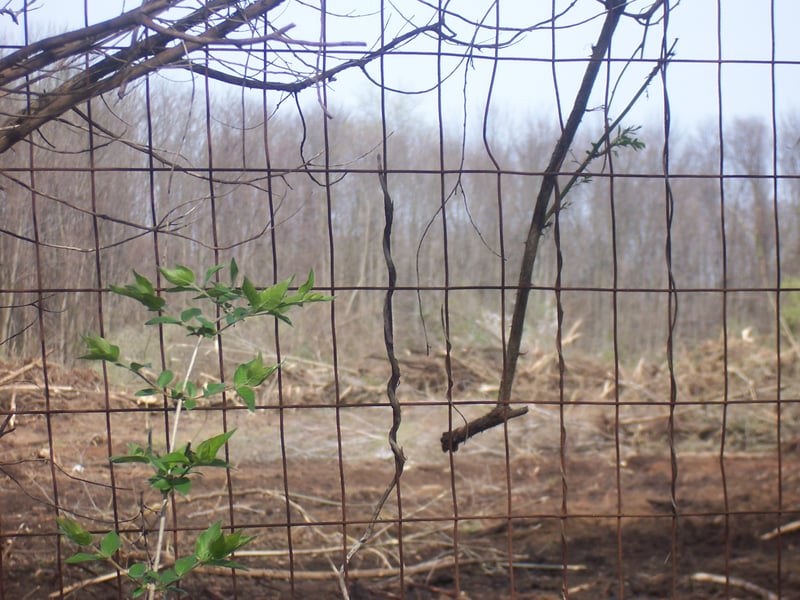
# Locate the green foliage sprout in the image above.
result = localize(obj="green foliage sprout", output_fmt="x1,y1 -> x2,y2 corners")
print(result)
781,276 -> 800,335
79,260 -> 330,411
59,259 -> 331,598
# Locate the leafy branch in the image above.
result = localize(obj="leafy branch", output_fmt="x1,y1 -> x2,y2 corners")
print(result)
80,260 -> 329,411
59,259 -> 330,598
57,518 -> 253,598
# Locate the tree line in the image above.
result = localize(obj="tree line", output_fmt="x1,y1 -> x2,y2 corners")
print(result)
1,81 -> 798,367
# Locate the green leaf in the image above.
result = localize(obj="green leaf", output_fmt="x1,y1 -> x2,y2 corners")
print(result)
241,277 -> 260,308
174,555 -> 198,577
99,531 -> 120,557
284,270 -> 333,308
206,282 -> 238,304
127,563 -> 147,580
129,362 -> 152,373
210,529 -> 255,558
57,517 -> 93,546
233,353 -> 278,389
79,334 -> 120,362
111,272 -> 165,311
150,474 -> 191,495
242,276 -> 294,316
297,269 -> 315,296
135,388 -> 159,397
109,443 -> 150,464
194,522 -> 254,567
207,558 -> 251,570
184,398 -> 197,411
188,316 -> 217,338
109,453 -> 151,464
225,306 -> 250,326
133,271 -> 154,291
160,265 -> 195,287
156,370 -> 174,388
180,308 -> 202,323
172,478 -> 193,495
256,276 -> 293,312
229,258 -> 239,286
195,522 -> 221,562
65,552 -> 103,564
194,430 -> 235,464
203,382 -> 227,397
160,448 -> 193,467
273,312 -> 293,326
155,568 -> 180,586
203,263 -> 226,287
144,315 -> 182,326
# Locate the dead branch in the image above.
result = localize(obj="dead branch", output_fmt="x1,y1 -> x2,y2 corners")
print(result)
690,572 -> 778,600
442,0 -> 629,452
0,0 -> 290,153
0,0 -> 176,88
0,1 -> 443,156
0,356 -> 41,386
50,555 -> 588,598
177,22 -> 442,92
441,406 -> 529,452
760,519 -> 800,541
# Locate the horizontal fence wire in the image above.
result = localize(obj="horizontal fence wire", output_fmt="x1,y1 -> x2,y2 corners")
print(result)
1,1 -> 799,599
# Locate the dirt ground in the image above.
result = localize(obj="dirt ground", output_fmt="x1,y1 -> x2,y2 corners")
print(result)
1,340 -> 799,599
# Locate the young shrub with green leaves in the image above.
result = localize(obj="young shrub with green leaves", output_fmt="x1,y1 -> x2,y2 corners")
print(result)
58,259 -> 331,598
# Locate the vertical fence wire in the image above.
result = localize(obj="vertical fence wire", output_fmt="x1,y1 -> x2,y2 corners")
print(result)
259,8 -> 299,592
433,1 -> 462,596
715,2 -> 732,597
84,4 -> 123,594
768,2 -> 785,595
603,29 -> 625,599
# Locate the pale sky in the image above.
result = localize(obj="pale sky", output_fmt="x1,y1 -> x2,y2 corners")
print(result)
5,1 -> 799,132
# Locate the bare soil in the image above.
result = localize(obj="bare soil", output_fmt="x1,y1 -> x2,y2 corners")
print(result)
1,338 -> 799,599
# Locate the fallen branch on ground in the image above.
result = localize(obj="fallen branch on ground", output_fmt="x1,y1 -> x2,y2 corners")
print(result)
51,555 -> 587,596
690,571 -> 778,600
760,519 -> 800,541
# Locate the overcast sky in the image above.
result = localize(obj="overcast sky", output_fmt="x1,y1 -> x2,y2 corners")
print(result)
5,1 -> 799,134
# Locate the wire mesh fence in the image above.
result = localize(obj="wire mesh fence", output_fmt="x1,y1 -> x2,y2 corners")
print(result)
1,1 -> 799,598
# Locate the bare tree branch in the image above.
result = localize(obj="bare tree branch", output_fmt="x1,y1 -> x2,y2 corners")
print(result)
0,1 -> 444,155
442,0 -> 634,452
0,0 -> 289,153
177,21 -> 442,92
0,0 -> 176,89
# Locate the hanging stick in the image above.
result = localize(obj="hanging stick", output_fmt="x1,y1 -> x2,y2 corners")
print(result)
442,0 -> 628,452
342,155 -> 406,573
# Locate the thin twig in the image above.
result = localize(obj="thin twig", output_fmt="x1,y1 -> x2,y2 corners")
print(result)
552,38 -> 677,206
147,335 -> 203,600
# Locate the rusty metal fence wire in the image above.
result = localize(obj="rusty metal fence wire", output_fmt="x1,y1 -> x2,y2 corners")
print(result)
1,1 -> 799,598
